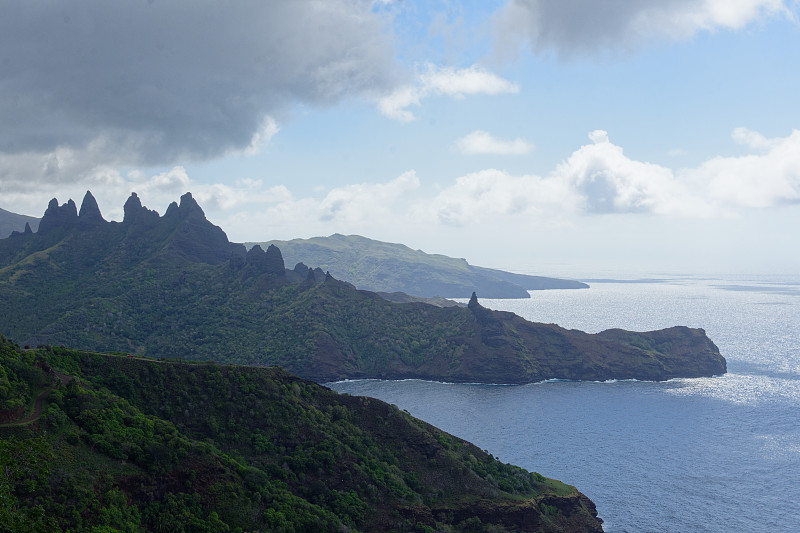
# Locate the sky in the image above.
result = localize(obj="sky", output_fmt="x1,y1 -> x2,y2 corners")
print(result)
1,0 -> 799,277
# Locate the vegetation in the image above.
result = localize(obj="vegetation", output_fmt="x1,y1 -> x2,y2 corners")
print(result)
254,234 -> 587,299
0,193 -> 726,384
0,335 -> 603,532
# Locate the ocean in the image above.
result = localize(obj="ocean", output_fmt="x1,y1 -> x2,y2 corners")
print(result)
329,276 -> 800,532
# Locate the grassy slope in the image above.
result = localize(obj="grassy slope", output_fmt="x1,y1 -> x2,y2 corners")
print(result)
0,336 -> 603,532
256,234 -> 587,299
0,223 -> 726,383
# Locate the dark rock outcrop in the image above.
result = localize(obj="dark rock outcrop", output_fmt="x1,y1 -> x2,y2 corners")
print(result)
37,198 -> 78,235
77,191 -> 105,226
123,193 -> 160,226
264,244 -> 285,275
306,268 -> 318,283
246,244 -> 268,269
293,262 -> 309,276
164,201 -> 179,217
164,193 -> 242,265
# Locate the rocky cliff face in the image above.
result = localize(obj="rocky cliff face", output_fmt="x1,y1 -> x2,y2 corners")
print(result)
33,190 -> 245,266
37,197 -> 78,235
76,191 -> 105,226
123,192 -> 160,226
246,243 -> 285,275
164,192 -> 245,264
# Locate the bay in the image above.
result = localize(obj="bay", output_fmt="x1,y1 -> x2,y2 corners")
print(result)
330,276 -> 800,532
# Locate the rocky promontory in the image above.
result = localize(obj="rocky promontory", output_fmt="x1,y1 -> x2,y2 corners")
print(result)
0,192 -> 726,385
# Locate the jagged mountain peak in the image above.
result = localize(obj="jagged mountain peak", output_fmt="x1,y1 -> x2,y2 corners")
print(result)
78,191 -> 105,224
177,192 -> 205,218
245,244 -> 285,275
123,192 -> 160,225
468,291 -> 479,309
38,197 -> 78,235
24,191 -> 246,266
123,192 -> 143,217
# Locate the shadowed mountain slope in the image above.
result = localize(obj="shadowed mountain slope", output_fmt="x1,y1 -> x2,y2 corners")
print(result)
0,335 -> 604,532
0,192 -> 726,383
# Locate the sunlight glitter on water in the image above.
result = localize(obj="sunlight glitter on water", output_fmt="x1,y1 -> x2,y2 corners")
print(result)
359,277 -> 800,532
665,373 -> 800,405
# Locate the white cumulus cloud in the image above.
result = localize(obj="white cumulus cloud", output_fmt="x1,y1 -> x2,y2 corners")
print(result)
456,130 -> 534,155
731,126 -> 782,151
378,64 -> 519,122
11,128 -> 800,246
319,170 -> 421,222
693,129 -> 800,208
426,168 -> 578,226
553,130 -> 703,215
425,127 -> 800,227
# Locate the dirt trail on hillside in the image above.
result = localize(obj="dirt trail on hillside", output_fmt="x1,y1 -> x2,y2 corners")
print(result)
0,372 -> 72,427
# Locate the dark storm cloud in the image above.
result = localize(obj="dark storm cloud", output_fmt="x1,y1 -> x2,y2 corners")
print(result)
0,0 -> 397,164
493,0 -> 790,57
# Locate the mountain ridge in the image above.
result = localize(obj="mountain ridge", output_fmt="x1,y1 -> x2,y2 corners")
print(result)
0,191 -> 726,384
253,233 -> 588,299
0,335 -> 604,531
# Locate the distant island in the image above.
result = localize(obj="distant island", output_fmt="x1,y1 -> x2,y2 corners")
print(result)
0,191 -> 726,384
0,335 -> 604,532
252,234 -> 588,299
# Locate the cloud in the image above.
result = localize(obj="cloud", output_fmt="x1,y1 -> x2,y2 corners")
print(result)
241,118 -> 281,157
694,129 -> 800,208
427,130 -> 702,226
7,128 -> 799,247
493,0 -> 794,57
214,171 -> 427,241
455,130 -> 534,155
426,168 -> 578,226
0,1 -> 397,169
425,128 -> 800,226
731,127 -> 781,151
553,130 -> 703,215
378,64 -> 519,122
318,170 -> 420,222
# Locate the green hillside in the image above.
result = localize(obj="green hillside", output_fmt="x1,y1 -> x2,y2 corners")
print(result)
0,335 -> 604,532
255,234 -> 588,299
0,192 -> 725,383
